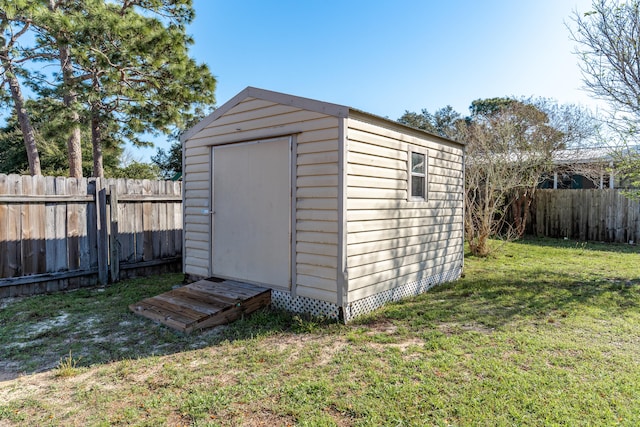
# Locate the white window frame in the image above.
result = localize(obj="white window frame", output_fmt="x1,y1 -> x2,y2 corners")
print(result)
407,145 -> 428,202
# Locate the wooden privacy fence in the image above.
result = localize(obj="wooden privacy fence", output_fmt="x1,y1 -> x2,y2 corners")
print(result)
0,174 -> 183,297
533,189 -> 640,243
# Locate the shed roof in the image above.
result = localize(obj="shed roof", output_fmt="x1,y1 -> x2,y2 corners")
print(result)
181,86 -> 465,147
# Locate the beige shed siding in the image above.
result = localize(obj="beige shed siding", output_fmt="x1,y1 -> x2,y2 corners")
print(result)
183,97 -> 341,303
294,117 -> 341,303
345,116 -> 464,300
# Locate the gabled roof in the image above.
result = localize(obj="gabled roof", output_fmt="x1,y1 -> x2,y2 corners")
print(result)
181,87 -> 348,142
181,86 -> 464,146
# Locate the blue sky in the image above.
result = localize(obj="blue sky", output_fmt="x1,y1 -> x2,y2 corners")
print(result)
141,0 -> 600,160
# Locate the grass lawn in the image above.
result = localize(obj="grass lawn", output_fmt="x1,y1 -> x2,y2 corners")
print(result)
1,237 -> 639,426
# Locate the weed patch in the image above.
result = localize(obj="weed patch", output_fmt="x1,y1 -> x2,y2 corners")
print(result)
54,351 -> 82,378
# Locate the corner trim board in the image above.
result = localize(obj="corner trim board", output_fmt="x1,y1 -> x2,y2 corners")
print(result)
337,117 -> 348,307
290,134 -> 298,298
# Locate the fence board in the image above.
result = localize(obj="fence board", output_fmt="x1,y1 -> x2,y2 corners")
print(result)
0,174 -> 183,297
96,179 -> 108,285
132,180 -> 144,262
0,175 -> 8,278
142,180 -> 153,262
66,178 -> 78,270
157,180 -> 167,258
77,178 -> 90,274
151,180 -> 161,259
21,176 -> 38,275
87,179 -> 98,270
174,181 -> 183,259
109,184 -> 119,282
118,180 -> 134,263
55,177 -> 68,272
6,176 -> 22,278
44,177 -> 56,272
533,189 -> 640,243
167,182 -> 177,257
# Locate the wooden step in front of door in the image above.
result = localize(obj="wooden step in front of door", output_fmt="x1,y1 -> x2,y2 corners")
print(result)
129,278 -> 271,333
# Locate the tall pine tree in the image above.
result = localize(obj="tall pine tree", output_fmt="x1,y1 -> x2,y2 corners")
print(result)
36,0 -> 215,177
0,2 -> 42,175
0,0 -> 215,177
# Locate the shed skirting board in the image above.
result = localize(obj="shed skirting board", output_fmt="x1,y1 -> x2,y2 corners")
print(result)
343,266 -> 462,321
272,266 -> 462,322
271,290 -> 342,320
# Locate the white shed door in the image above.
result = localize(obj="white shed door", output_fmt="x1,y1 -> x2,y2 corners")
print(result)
211,137 -> 291,288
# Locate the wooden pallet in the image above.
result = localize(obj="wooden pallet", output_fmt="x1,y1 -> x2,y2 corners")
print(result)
129,278 -> 271,333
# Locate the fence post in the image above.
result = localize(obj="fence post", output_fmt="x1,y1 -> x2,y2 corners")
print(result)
109,185 -> 120,282
96,179 -> 109,285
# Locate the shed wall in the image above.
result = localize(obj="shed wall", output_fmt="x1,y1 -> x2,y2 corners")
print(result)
345,116 -> 465,302
183,97 -> 341,302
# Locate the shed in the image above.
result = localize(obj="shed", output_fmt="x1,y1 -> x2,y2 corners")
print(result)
181,87 -> 465,322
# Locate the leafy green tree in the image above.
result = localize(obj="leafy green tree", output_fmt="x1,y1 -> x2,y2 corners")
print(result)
469,97 -> 517,117
152,140 -> 183,180
398,105 -> 462,139
0,118 -> 29,174
111,161 -> 161,180
398,109 -> 437,133
151,112 -> 211,179
0,98 -> 122,176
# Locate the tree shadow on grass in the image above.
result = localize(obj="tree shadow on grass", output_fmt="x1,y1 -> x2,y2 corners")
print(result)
516,236 -> 640,254
2,239 -> 640,381
367,266 -> 640,333
0,276 -> 336,381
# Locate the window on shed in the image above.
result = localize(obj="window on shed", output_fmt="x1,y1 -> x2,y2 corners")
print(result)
408,146 -> 428,201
